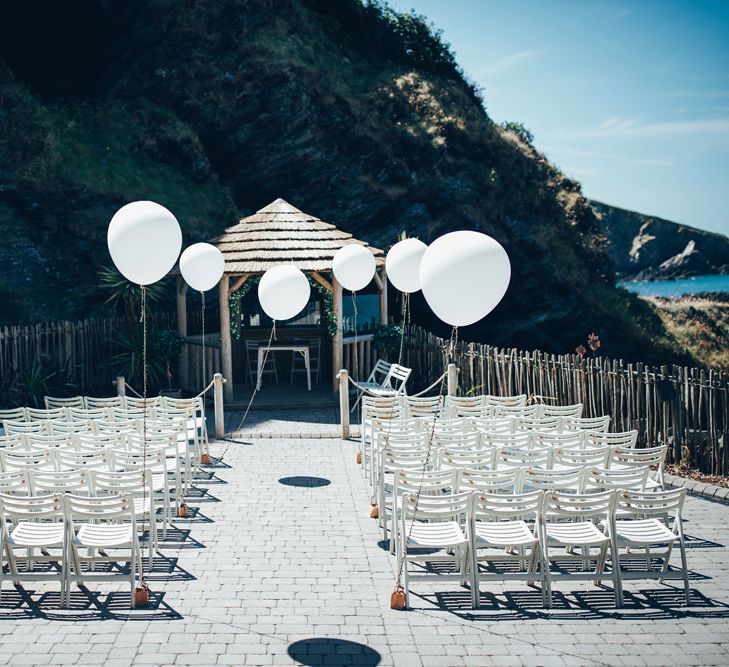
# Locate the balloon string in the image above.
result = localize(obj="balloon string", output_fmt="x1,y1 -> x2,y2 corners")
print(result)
201,291 -> 206,395
141,284 -> 148,585
216,321 -> 276,466
394,325 -> 456,589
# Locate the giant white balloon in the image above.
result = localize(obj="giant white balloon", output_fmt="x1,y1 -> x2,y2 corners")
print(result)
107,201 -> 182,285
332,244 -> 376,291
179,243 -> 225,292
258,265 -> 311,321
419,231 -> 510,327
385,238 -> 427,293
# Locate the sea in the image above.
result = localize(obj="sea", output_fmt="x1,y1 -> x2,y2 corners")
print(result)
619,274 -> 729,298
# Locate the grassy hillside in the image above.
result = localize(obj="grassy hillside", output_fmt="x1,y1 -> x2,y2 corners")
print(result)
647,294 -> 729,369
0,0 -> 694,364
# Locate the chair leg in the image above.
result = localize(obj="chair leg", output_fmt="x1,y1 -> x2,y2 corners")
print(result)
470,546 -> 480,609
679,539 -> 690,605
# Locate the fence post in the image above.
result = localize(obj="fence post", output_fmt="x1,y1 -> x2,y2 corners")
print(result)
447,364 -> 458,397
213,372 -> 225,439
338,369 -> 350,439
115,376 -> 126,398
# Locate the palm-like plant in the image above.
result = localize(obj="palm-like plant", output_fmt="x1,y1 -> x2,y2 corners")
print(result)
98,266 -> 164,320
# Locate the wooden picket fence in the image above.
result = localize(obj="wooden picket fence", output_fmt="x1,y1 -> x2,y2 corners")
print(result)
0,314 -> 178,398
403,325 -> 729,476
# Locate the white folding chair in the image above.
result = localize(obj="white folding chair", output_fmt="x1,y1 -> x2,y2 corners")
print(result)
493,404 -> 540,419
352,361 -> 411,411
44,396 -> 84,410
0,493 -> 67,604
540,490 -> 619,608
28,469 -> 91,495
84,396 -> 124,410
0,408 -> 28,424
470,490 -> 546,608
539,403 -> 583,418
459,467 -> 524,495
516,416 -> 561,432
609,445 -> 667,489
0,469 -> 31,495
588,430 -> 638,449
611,488 -> 689,605
398,491 -> 474,608
534,431 -> 585,449
552,446 -> 610,470
484,394 -> 527,408
26,407 -> 68,421
523,466 -> 585,493
90,469 -> 162,563
63,494 -> 142,608
402,395 -> 444,419
387,467 -> 459,555
563,416 -> 611,433
582,466 -> 649,494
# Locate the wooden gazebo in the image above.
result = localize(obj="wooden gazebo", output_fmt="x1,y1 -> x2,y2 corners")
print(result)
176,198 -> 386,400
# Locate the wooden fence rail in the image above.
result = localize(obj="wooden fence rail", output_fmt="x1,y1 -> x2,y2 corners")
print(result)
403,325 -> 728,476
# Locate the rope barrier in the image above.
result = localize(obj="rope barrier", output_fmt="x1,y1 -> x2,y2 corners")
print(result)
408,371 -> 448,398
195,378 -> 217,398
124,382 -> 145,399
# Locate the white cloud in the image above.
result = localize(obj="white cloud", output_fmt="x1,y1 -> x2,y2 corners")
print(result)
574,116 -> 729,139
478,50 -> 540,77
553,146 -> 674,167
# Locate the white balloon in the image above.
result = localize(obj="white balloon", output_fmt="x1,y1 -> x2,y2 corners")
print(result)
257,265 -> 311,321
332,244 -> 376,291
385,238 -> 428,293
107,201 -> 182,285
179,243 -> 225,292
419,231 -> 511,327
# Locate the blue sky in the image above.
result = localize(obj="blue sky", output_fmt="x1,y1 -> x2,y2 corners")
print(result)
388,0 -> 729,236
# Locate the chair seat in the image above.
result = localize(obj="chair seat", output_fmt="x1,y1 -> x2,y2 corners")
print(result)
360,384 -> 398,397
406,521 -> 467,548
474,521 -> 537,548
614,518 -> 676,545
75,524 -> 134,548
9,523 -> 65,548
545,521 -> 609,546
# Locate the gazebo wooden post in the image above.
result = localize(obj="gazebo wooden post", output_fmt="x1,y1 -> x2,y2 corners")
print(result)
176,276 -> 189,389
376,268 -> 388,326
219,275 -> 234,401
332,275 -> 344,393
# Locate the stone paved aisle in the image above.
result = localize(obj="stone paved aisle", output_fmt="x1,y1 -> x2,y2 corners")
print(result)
1,433 -> 729,666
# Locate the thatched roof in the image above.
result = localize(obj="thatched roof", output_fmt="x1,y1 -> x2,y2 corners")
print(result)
212,198 -> 384,275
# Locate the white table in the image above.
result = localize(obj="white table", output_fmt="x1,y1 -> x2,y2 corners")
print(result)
256,345 -> 311,391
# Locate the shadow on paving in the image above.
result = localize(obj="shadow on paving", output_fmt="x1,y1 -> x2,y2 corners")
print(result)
278,475 -> 332,487
288,638 -> 381,666
0,588 -> 183,622
410,585 -> 729,622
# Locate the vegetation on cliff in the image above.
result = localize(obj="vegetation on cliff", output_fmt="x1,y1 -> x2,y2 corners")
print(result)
0,0 -> 701,365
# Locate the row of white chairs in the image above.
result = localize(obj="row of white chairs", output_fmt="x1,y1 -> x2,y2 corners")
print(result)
396,487 -> 689,609
1,393 -> 203,417
360,394 -> 585,428
366,426 -> 642,495
377,462 -> 657,551
0,492 -> 146,607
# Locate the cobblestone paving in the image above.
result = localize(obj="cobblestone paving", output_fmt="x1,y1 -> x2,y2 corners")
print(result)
1,423 -> 728,665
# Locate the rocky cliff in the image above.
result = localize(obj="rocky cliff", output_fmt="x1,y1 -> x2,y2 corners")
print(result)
0,0 -> 694,364
590,200 -> 729,280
